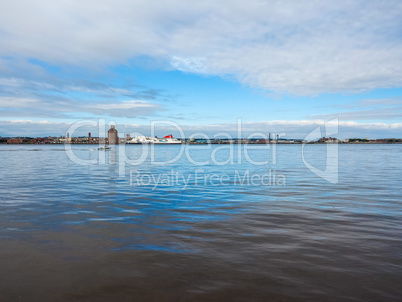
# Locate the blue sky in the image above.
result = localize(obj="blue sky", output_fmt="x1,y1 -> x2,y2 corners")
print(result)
0,0 -> 401,139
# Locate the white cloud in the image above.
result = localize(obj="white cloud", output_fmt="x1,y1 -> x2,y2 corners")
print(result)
307,107 -> 402,121
1,0 -> 401,94
0,96 -> 163,119
357,99 -> 402,107
0,77 -> 56,90
0,97 -> 40,108
88,100 -> 163,117
95,100 -> 158,110
170,56 -> 209,73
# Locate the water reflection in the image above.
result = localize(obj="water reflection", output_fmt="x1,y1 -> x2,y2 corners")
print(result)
0,144 -> 401,301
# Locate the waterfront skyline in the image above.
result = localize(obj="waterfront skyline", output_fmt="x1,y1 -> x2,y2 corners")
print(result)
1,1 -> 402,138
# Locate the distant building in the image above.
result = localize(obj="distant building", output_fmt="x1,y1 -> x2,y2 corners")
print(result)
7,138 -> 23,144
108,125 -> 118,144
319,137 -> 339,143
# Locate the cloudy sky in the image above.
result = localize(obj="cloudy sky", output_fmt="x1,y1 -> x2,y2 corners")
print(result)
0,0 -> 401,139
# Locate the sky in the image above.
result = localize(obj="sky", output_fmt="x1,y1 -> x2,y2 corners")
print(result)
0,0 -> 401,139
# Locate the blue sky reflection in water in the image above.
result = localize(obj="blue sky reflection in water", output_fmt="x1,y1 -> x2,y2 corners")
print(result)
0,144 -> 401,301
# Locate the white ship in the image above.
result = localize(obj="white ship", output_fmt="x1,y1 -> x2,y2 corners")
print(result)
155,135 -> 181,144
127,136 -> 157,144
127,135 -> 181,144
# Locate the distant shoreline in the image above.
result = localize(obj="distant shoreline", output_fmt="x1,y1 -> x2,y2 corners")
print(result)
2,135 -> 401,145
1,141 -> 401,145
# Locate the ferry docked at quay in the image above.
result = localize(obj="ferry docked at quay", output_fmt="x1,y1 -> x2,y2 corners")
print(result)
126,134 -> 182,144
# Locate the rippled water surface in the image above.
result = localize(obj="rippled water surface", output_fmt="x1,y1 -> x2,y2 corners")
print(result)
0,144 -> 401,301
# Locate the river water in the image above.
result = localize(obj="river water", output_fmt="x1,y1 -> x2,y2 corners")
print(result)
0,144 -> 401,301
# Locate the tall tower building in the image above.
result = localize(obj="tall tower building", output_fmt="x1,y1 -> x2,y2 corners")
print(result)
108,125 -> 118,144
